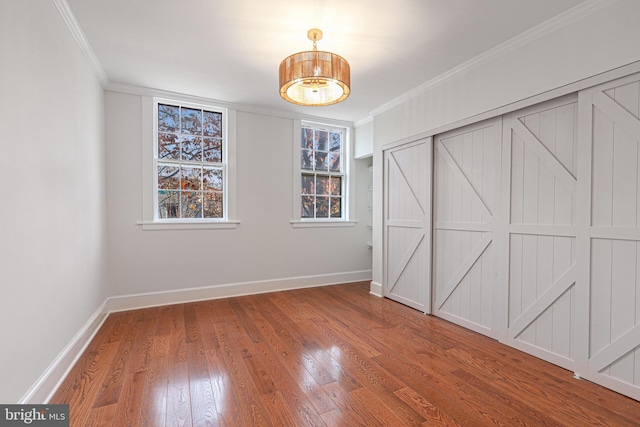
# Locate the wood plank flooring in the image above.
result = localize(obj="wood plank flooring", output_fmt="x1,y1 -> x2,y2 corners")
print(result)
50,282 -> 640,426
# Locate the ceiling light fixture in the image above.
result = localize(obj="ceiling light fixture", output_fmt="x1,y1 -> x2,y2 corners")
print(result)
279,29 -> 350,107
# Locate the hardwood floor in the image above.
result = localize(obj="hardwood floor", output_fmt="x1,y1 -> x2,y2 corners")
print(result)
50,281 -> 640,426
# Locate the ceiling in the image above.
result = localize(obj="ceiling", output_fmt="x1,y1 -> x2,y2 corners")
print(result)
66,0 -> 587,123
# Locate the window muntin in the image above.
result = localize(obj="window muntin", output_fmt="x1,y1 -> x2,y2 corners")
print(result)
154,101 -> 226,220
300,124 -> 345,219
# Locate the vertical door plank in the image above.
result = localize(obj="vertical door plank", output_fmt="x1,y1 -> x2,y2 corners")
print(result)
536,235 -> 554,350
511,130 -> 525,225
509,234 -> 523,325
590,240 -> 613,364
609,240 -> 636,384
522,143 -> 540,225
591,108 -> 615,228
538,109 -> 556,225
552,236 -> 573,358
555,103 -> 577,226
636,243 -> 640,387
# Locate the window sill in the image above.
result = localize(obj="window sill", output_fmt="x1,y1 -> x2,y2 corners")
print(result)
290,220 -> 357,228
137,220 -> 240,230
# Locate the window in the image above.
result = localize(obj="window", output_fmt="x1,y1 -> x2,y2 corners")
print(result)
154,100 -> 226,221
298,122 -> 351,223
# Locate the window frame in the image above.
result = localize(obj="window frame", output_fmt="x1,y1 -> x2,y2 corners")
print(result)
139,96 -> 239,230
291,119 -> 356,228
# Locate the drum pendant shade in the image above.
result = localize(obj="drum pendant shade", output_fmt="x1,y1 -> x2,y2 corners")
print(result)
279,29 -> 350,106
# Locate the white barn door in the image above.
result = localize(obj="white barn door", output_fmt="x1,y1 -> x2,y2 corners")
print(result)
502,96 -> 580,372
580,73 -> 640,400
383,138 -> 432,312
432,118 -> 500,337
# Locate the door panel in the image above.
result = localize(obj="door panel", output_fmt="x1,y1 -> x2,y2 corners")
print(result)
433,118 -> 500,337
383,138 -> 431,312
504,96 -> 579,371
583,75 -> 640,400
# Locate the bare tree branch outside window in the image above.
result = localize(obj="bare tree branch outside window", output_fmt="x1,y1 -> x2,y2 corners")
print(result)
156,102 -> 224,219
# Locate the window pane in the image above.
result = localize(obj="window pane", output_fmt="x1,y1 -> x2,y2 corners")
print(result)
181,191 -> 202,218
299,123 -> 347,221
156,100 -> 226,222
330,197 -> 342,218
301,149 -> 314,170
181,108 -> 202,134
158,165 -> 180,189
203,111 -> 222,137
181,166 -> 202,190
181,135 -> 202,161
328,152 -> 341,172
204,192 -> 223,218
315,130 -> 328,151
316,196 -> 329,218
301,174 -> 315,195
301,127 -> 313,149
316,176 -> 330,195
330,176 -> 341,196
329,131 -> 341,151
158,104 -> 179,132
315,151 -> 327,170
203,168 -> 222,191
158,132 -> 180,160
158,190 -> 179,218
301,196 -> 314,218
203,137 -> 222,162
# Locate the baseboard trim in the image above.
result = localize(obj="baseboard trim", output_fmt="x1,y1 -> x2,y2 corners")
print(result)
369,280 -> 383,297
107,270 -> 373,312
20,300 -> 110,404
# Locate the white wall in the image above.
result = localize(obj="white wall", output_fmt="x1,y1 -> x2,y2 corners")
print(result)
0,0 -> 107,403
105,91 -> 372,299
354,119 -> 373,159
371,0 -> 640,291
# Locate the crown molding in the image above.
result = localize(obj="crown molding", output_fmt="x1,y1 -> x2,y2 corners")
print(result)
354,115 -> 374,128
52,0 -> 109,87
369,0 -> 618,118
105,81 -> 355,128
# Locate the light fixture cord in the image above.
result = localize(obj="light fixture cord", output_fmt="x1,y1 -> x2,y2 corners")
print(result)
312,39 -> 319,92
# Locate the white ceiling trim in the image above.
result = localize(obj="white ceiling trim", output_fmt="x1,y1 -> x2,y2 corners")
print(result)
105,82 -> 355,128
52,0 -> 109,87
354,115 -> 374,128
368,0 -> 618,118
